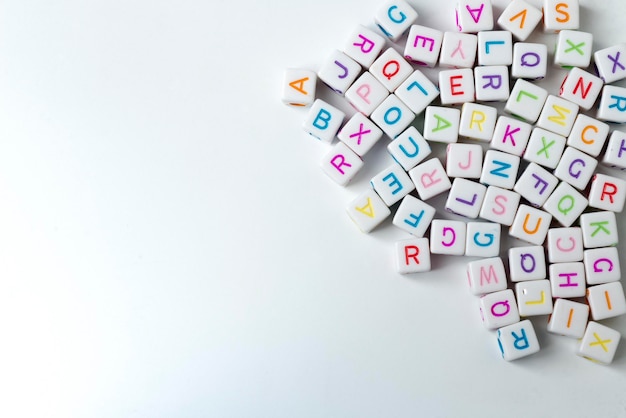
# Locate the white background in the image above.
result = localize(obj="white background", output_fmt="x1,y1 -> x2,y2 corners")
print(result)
0,0 -> 625,417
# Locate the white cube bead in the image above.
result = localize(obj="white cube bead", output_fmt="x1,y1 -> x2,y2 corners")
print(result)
337,112 -> 384,156
456,0 -> 494,33
479,289 -> 520,329
566,114 -> 609,157
547,227 -> 584,263
514,163 -> 558,207
459,103 -> 497,142
550,262 -> 586,298
509,205 -> 552,245
446,143 -> 483,178
467,257 -> 507,295
446,178 -> 487,218
392,195 -> 436,237
554,30 -> 592,68
597,85 -> 626,123
404,24 -> 444,67
594,44 -> 626,84
479,186 -> 521,226
523,127 -> 566,169
477,31 -> 512,66
346,189 -> 391,233
282,68 -> 317,107
537,95 -> 579,137
516,280 -> 553,316
547,299 -> 589,338
543,0 -> 579,33
318,50 -> 361,95
559,68 -> 603,111
474,66 -> 510,102
509,245 -> 546,282
439,32 -> 478,68
465,222 -> 501,257
512,43 -> 548,79
395,70 -> 439,114
505,79 -> 548,123
345,72 -> 389,116
553,147 -> 597,190
588,173 -> 626,212
587,282 -> 626,321
580,211 -> 618,248
542,181 -> 588,227
370,48 -> 413,92
497,0 -> 542,41
424,106 -> 461,143
601,130 -> 626,170
320,142 -> 364,186
577,322 -> 621,365
302,99 -> 346,143
387,126 -> 432,171
375,0 -> 419,42
409,158 -> 452,200
370,94 -> 415,138
584,247 -> 621,285
344,25 -> 386,68
370,163 -> 415,206
490,116 -> 532,156
480,150 -> 520,190
497,320 -> 540,361
430,219 -> 467,255
395,238 -> 431,273
439,68 -> 475,105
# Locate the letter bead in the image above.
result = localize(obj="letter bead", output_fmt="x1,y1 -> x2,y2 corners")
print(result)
597,85 -> 626,123
459,103 -> 498,142
282,68 -> 317,107
408,158 -> 452,201
370,163 -> 415,206
587,282 -> 626,321
387,126 -> 432,171
554,30 -> 592,68
370,94 -> 415,138
508,246 -> 547,282
553,147 -> 597,190
474,65 -> 510,102
523,127 -> 566,169
505,79 -> 548,123
392,195 -> 436,238
317,50 -> 361,95
479,186 -> 521,226
480,150 -> 520,190
479,289 -> 520,329
467,257 -> 507,295
456,0 -> 494,33
512,43 -> 548,80
424,106 -> 461,143
395,70 -> 440,114
497,320 -> 540,361
446,143 -> 483,179
320,142 -> 364,186
514,163 -> 558,208
465,221 -> 501,257
584,247 -> 621,285
543,0 -> 580,33
490,116 -> 532,156
594,44 -> 626,84
580,211 -> 619,249
395,238 -> 431,274
547,227 -> 584,263
439,32 -> 478,68
566,114 -> 609,157
477,31 -> 513,66
588,173 -> 626,213
559,68 -> 604,112
369,48 -> 414,92
439,68 -> 475,105
346,189 -> 391,233
542,181 -> 588,227
430,219 -> 467,255
516,280 -> 553,317
337,112 -> 384,156
601,130 -> 626,170
375,0 -> 419,42
550,262 -> 586,298
547,299 -> 589,338
536,95 -> 579,137
345,72 -> 390,116
344,25 -> 386,68
509,205 -> 552,246
302,99 -> 346,143
497,0 -> 543,41
404,24 -> 444,67
577,322 -> 621,365
445,178 -> 487,219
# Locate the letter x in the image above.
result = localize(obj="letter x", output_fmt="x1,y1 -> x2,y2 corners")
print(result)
349,123 -> 371,145
537,137 -> 555,158
590,332 -> 612,352
608,51 -> 625,74
565,39 -> 585,55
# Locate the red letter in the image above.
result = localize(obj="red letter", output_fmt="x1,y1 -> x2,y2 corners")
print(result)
405,245 -> 420,265
450,75 -> 464,96
601,182 -> 618,203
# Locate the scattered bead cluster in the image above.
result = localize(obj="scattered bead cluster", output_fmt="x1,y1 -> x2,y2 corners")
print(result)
281,0 -> 625,363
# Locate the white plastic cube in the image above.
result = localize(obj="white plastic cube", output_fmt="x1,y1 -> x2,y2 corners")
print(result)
395,70 -> 439,114
409,158 -> 452,200
505,79 -> 548,123
577,322 -> 621,365
512,43 -> 548,79
282,68 -> 317,107
337,112 -> 384,156
459,103 -> 497,142
550,262 -> 586,298
479,289 -> 520,329
514,163 -> 558,207
584,247 -> 621,285
465,222 -> 501,257
370,48 -> 414,92
559,68 -> 603,111
497,320 -> 540,361
370,94 -> 415,138
516,280 -> 553,316
446,143 -> 483,178
439,32 -> 478,68
320,142 -> 364,186
346,189 -> 391,233
542,181 -> 588,227
404,24 -> 444,67
490,116 -> 532,156
302,99 -> 346,143
554,30 -> 592,68
566,114 -> 609,157
580,211 -> 618,248
601,130 -> 626,170
523,127 -> 566,169
439,68 -> 475,105
588,173 -> 626,212
497,0 -> 542,41
370,163 -> 415,206
423,106 -> 461,143
479,186 -> 520,226
594,44 -> 626,84
395,238 -> 431,273
392,195 -> 436,237
446,178 -> 487,218
387,126 -> 432,171
456,0 -> 494,33
547,227 -> 584,263
477,31 -> 512,66
345,72 -> 389,116
344,25 -> 386,68
509,245 -> 546,282
467,257 -> 507,295
375,0 -> 419,42
553,147 -> 597,190
543,0 -> 580,33
480,150 -> 520,190
587,282 -> 626,320
474,66 -> 510,102
509,205 -> 552,245
430,219 -> 467,255
547,299 -> 589,338
537,95 -> 579,137
318,50 -> 361,95
597,85 -> 626,123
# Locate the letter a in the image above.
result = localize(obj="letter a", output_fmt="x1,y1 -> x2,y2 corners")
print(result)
356,198 -> 375,218
289,77 -> 309,95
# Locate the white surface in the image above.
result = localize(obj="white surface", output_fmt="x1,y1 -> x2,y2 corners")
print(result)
0,0 -> 626,417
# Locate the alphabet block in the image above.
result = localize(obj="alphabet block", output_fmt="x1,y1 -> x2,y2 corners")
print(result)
490,116 -> 532,156
396,238 -> 431,273
337,112 -> 383,156
543,0 -> 579,33
446,143 -> 483,178
445,178 -> 487,218
480,150 -> 520,190
550,262 -> 586,298
439,32 -> 478,68
497,320 -> 540,361
577,321 -> 621,365
513,163 -> 558,207
509,204 -> 552,246
477,31 -> 512,66
320,142 -> 364,186
601,130 -> 626,170
588,173 -> 626,212
597,85 -> 626,123
512,43 -> 548,79
371,163 -> 415,206
553,146 -> 597,190
395,70 -> 440,114
547,227 -> 584,263
302,99 -> 346,143
542,181 -> 588,227
465,221 -> 501,257
479,289 -> 520,329
408,158 -> 452,201
523,127 -> 566,169
587,282 -> 626,320
370,48 -> 414,92
456,0 -> 494,33
467,257 -> 507,295
479,186 -> 520,226
375,0 -> 419,42
459,103 -> 498,142
318,50 -> 361,95
370,94 -> 415,138
584,247 -> 621,285
474,65 -> 510,102
505,79 -> 548,123
509,245 -> 546,282
516,279 -> 553,316
497,0 -> 542,41
424,106 -> 461,143
430,219 -> 467,255
580,211 -> 618,249
547,299 -> 589,338
393,195 -> 436,237
282,68 -> 317,107
537,95 -> 579,137
439,68 -> 475,105
554,30 -> 592,68
559,68 -> 603,111
594,44 -> 626,84
404,24 -> 444,67
345,72 -> 390,116
387,126 -> 432,171
566,114 -> 609,157
346,188 -> 392,233
344,25 -> 386,68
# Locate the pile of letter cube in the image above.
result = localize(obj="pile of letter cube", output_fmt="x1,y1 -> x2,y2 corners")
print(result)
281,0 -> 626,363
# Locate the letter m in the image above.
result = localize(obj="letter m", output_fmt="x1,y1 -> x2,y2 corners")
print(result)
480,265 -> 499,286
